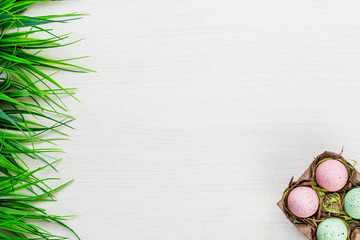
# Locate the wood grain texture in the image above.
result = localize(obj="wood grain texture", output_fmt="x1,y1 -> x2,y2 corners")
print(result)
24,0 -> 360,239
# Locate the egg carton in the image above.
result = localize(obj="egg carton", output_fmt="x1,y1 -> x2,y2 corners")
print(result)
278,151 -> 360,240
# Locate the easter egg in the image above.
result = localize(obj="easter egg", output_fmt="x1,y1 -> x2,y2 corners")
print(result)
316,159 -> 348,192
344,188 -> 360,219
316,218 -> 348,240
287,186 -> 319,218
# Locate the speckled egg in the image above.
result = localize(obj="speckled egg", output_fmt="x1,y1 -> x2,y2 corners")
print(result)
287,186 -> 319,218
344,188 -> 360,219
316,159 -> 348,192
316,218 -> 348,240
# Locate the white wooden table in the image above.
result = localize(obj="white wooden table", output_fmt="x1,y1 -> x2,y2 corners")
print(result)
25,0 -> 360,239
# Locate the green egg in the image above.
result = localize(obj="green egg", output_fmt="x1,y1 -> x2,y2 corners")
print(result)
316,218 -> 348,240
344,188 -> 360,219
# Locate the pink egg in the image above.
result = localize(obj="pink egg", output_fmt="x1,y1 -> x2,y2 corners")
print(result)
287,186 -> 319,218
315,159 -> 348,192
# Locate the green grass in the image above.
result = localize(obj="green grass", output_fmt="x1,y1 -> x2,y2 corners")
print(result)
0,0 -> 90,238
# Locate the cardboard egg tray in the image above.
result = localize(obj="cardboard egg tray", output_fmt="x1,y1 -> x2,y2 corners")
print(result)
278,151 -> 360,240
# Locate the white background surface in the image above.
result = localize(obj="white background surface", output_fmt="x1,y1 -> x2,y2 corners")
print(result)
23,0 -> 360,239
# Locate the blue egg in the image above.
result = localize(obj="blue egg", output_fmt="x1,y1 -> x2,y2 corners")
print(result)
344,188 -> 360,219
316,218 -> 348,240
